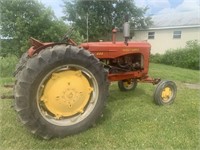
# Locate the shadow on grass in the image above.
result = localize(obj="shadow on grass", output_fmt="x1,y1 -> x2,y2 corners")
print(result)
96,87 -> 154,126
108,88 -> 151,103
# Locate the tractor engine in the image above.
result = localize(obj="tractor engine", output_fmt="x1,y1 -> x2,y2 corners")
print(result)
102,54 -> 143,73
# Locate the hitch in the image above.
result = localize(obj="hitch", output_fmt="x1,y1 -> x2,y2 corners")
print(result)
140,76 -> 161,85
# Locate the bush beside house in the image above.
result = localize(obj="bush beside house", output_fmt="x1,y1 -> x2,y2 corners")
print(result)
150,40 -> 200,70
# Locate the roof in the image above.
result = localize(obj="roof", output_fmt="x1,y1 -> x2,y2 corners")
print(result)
150,11 -> 200,29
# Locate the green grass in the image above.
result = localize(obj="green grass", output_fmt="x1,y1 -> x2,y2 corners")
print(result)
0,63 -> 200,149
0,56 -> 18,77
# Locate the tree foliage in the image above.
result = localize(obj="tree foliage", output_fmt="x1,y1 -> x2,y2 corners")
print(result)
63,0 -> 152,41
0,0 -> 70,57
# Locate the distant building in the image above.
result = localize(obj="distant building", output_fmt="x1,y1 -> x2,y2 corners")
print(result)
118,11 -> 200,54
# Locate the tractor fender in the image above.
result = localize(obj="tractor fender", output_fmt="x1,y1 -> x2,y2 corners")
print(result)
28,37 -> 66,57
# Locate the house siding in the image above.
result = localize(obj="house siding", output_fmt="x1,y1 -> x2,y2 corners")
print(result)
132,27 -> 200,54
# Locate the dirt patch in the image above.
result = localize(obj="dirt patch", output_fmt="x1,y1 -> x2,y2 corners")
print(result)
184,83 -> 200,90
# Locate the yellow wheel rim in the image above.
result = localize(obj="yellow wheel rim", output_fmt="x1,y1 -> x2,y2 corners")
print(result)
123,82 -> 131,87
37,65 -> 99,126
161,87 -> 172,102
40,70 -> 93,118
123,79 -> 134,89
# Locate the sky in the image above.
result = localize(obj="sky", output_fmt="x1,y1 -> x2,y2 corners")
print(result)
39,0 -> 200,18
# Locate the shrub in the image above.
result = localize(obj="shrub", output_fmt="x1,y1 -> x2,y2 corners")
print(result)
150,53 -> 163,63
151,40 -> 200,70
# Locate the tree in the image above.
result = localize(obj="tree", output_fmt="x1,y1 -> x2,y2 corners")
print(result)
62,0 -> 152,41
0,0 -> 72,57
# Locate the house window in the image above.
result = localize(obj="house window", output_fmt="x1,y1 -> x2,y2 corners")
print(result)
148,32 -> 155,39
173,31 -> 182,39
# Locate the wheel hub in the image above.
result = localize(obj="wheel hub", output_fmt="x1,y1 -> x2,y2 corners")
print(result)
40,70 -> 93,119
161,87 -> 172,102
123,80 -> 134,89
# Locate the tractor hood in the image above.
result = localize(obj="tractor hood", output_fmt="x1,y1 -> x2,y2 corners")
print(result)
80,41 -> 151,59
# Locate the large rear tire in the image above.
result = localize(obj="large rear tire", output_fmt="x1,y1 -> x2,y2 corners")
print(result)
13,52 -> 29,77
14,45 -> 108,139
13,52 -> 29,110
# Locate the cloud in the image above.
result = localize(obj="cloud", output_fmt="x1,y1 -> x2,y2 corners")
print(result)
158,0 -> 200,14
135,0 -> 170,14
135,0 -> 200,15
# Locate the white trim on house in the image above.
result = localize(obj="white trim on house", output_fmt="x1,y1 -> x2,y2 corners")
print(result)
147,25 -> 200,30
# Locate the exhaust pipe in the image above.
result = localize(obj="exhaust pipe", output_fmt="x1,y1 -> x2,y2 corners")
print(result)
123,15 -> 130,46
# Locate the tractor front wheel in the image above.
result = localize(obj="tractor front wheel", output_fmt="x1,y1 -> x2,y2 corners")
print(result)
118,79 -> 137,91
154,80 -> 177,105
14,45 -> 108,139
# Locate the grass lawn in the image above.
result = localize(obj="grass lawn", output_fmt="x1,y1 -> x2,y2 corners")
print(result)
0,63 -> 199,149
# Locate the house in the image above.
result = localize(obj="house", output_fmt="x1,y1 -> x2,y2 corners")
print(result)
118,11 -> 200,54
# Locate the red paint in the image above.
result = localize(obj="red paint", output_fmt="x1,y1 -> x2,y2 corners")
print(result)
80,41 -> 151,82
27,37 -> 159,84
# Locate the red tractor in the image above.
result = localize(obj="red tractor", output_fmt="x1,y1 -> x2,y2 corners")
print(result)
13,20 -> 177,139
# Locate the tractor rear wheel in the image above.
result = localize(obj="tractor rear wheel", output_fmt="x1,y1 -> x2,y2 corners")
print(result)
154,80 -> 177,105
14,45 -> 108,139
118,79 -> 137,91
13,52 -> 29,77
13,52 -> 29,110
